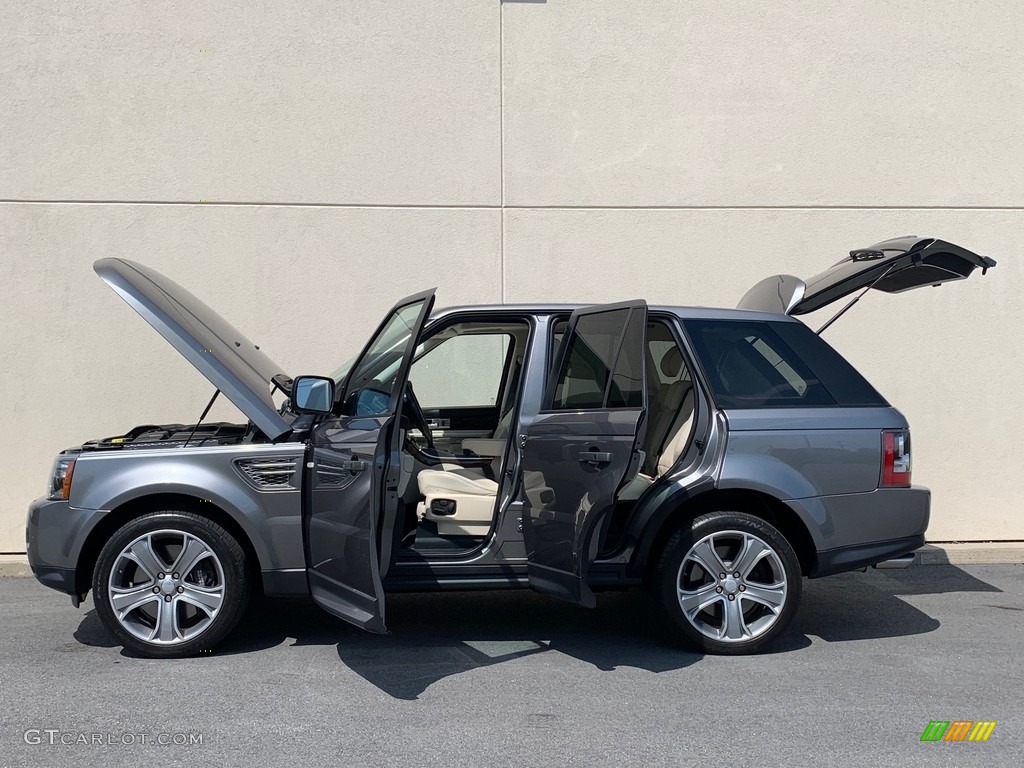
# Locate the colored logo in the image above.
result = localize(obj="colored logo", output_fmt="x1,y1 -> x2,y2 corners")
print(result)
920,721 -> 997,742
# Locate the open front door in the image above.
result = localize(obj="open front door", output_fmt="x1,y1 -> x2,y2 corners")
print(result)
520,301 -> 648,608
304,289 -> 435,633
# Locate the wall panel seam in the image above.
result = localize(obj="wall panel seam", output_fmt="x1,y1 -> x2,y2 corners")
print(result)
3,201 -> 1023,212
499,0 -> 506,303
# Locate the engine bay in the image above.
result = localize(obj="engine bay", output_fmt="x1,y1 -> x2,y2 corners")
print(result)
79,422 -> 252,451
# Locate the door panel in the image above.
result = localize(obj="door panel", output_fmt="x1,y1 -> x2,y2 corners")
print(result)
304,289 -> 435,633
421,405 -> 500,432
521,301 -> 648,608
305,416 -> 388,632
521,409 -> 644,606
421,405 -> 499,452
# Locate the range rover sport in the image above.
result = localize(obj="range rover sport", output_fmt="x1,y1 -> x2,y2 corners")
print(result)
26,236 -> 996,657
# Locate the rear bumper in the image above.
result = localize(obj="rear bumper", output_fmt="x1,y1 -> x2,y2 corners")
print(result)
805,483 -> 930,577
792,484 -> 930,576
26,496 -> 106,596
810,534 -> 924,577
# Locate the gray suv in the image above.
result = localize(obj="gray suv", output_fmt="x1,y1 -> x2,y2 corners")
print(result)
26,236 -> 995,657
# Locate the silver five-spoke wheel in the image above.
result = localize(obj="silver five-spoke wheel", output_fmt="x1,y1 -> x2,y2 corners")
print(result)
108,529 -> 226,645
659,511 -> 801,655
94,511 -> 250,657
676,530 -> 788,642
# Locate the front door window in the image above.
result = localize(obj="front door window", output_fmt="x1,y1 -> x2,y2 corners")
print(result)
340,302 -> 430,417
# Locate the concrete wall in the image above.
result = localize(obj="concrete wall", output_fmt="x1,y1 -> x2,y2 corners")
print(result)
2,1 -> 1020,551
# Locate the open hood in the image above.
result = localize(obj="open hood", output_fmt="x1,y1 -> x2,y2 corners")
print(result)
95,258 -> 292,440
738,236 -> 997,317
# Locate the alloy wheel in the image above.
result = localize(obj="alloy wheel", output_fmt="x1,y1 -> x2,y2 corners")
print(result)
676,529 -> 788,642
107,529 -> 226,645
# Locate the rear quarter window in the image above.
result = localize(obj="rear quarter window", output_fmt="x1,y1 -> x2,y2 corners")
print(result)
682,319 -> 887,409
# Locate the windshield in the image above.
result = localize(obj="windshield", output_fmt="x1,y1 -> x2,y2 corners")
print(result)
331,338 -> 441,386
330,355 -> 357,385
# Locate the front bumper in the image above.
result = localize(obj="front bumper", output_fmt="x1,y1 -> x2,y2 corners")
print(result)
26,496 -> 107,596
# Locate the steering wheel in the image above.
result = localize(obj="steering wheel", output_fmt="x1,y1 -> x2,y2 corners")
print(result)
402,381 -> 434,449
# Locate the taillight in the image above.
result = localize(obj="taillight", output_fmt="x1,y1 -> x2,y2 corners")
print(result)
881,430 -> 912,488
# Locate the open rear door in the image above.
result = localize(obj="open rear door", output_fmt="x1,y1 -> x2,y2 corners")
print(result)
304,289 -> 435,633
520,301 -> 648,608
738,236 -> 996,317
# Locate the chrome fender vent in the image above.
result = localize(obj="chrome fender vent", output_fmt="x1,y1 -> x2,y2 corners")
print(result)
233,457 -> 299,490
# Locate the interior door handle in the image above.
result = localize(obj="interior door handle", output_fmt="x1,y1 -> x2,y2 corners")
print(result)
425,418 -> 450,429
578,450 -> 613,464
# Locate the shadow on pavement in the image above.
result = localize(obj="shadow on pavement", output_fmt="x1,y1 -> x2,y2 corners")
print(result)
871,560 -> 1004,596
73,563 -> 1000,700
796,564 -> 1000,643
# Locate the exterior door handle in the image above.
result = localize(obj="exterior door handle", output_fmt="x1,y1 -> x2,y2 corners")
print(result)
341,459 -> 368,472
578,450 -> 613,464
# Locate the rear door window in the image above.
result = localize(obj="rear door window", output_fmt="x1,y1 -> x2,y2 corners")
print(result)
549,306 -> 646,410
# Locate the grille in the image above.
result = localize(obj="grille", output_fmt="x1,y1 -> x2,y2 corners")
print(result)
234,458 -> 298,490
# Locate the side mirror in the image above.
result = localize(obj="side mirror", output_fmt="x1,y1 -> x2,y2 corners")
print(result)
292,375 -> 335,414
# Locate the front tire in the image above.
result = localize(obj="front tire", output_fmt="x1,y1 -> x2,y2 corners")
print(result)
92,511 -> 250,658
657,511 -> 801,655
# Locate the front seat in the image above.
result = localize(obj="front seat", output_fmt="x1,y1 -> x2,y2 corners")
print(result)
416,406 -> 515,537
416,466 -> 499,537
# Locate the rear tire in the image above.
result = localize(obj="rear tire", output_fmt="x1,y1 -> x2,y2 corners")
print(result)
92,511 -> 250,658
657,511 -> 801,655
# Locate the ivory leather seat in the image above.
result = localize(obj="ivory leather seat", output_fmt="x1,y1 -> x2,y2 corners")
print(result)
417,410 -> 513,536
417,465 -> 499,536
618,387 -> 695,501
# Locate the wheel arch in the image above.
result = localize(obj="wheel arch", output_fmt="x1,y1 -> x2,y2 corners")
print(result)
74,492 -> 265,596
631,486 -> 819,582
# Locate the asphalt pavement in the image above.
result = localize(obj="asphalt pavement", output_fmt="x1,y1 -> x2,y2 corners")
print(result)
1,563 -> 1021,767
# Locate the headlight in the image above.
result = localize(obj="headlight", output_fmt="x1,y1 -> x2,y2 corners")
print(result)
48,456 -> 77,501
